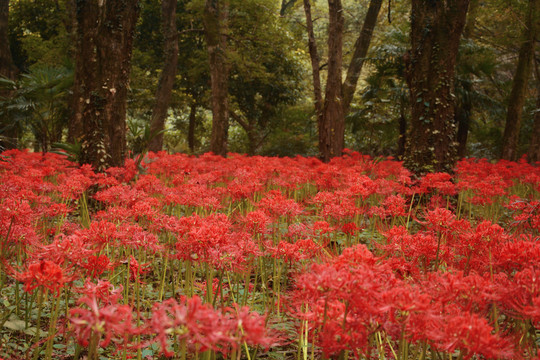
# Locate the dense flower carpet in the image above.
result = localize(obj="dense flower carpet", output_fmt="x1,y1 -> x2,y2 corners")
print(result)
0,149 -> 539,359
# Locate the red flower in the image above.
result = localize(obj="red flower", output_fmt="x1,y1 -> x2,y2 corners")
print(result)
15,260 -> 73,296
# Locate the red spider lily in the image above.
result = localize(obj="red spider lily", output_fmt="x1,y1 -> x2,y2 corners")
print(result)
174,214 -> 260,271
56,171 -> 94,199
426,312 -> 514,359
266,238 -> 323,263
128,255 -> 149,283
234,305 -> 277,349
69,293 -> 137,348
239,210 -> 272,235
416,172 -> 457,196
381,226 -> 446,272
257,190 -> 303,219
341,222 -> 361,236
370,194 -> 408,218
14,260 -> 74,296
77,280 -> 124,304
148,296 -> 275,356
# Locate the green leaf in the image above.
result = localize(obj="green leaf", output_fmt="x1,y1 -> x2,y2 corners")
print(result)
3,319 -> 26,331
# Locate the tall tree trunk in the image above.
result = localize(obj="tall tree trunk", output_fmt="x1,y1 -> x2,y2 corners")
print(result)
204,0 -> 229,156
188,102 -> 198,153
455,0 -> 479,158
342,0 -> 383,115
71,0 -> 139,171
319,0 -> 345,162
501,0 -> 539,161
302,0 -> 324,139
404,0 -> 470,175
0,0 -> 16,82
304,0 -> 380,162
148,0 -> 179,153
0,0 -> 19,150
528,57 -> 540,163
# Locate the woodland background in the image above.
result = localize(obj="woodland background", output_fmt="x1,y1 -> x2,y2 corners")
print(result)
0,0 -> 539,173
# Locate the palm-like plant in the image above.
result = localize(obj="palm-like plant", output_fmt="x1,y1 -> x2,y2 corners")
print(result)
0,66 -> 73,152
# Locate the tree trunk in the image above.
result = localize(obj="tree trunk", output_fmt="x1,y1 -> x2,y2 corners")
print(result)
397,101 -> 407,159
71,0 -> 139,171
528,57 -> 540,163
319,0 -> 344,162
188,102 -> 198,153
0,0 -> 16,82
302,0 -> 324,145
304,0 -> 379,162
204,0 -> 229,156
0,0 -> 19,150
455,0 -> 478,158
456,80 -> 472,158
280,0 -> 298,16
342,0 -> 383,115
501,0 -> 539,161
404,0 -> 470,175
148,0 -> 179,153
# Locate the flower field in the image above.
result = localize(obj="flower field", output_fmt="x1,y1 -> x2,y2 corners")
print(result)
0,149 -> 539,360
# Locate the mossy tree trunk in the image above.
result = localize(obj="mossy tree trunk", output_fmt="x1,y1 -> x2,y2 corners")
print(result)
404,0 -> 470,175
71,0 -> 139,171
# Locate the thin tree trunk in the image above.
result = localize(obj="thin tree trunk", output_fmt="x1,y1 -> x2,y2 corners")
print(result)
319,0 -> 345,162
72,0 -> 139,170
342,0 -> 383,115
188,102 -> 197,153
302,0 -> 324,136
397,101 -> 406,159
528,57 -> 540,163
0,0 -> 16,82
404,0 -> 470,175
501,0 -> 539,161
455,0 -> 479,158
204,0 -> 229,156
148,0 -> 179,153
456,80 -> 472,158
0,0 -> 19,150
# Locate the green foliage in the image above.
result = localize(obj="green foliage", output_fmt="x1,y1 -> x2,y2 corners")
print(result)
51,140 -> 81,162
0,66 -> 73,152
8,0 -> 72,71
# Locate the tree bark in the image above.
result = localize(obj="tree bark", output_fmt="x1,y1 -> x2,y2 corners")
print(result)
302,0 -> 324,138
71,0 -> 139,171
501,0 -> 539,161
0,0 -> 19,150
342,0 -> 383,115
304,0 -> 380,162
319,0 -> 345,162
455,0 -> 478,158
148,0 -> 179,153
528,56 -> 540,163
404,0 -> 470,175
204,0 -> 229,157
455,82 -> 472,159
